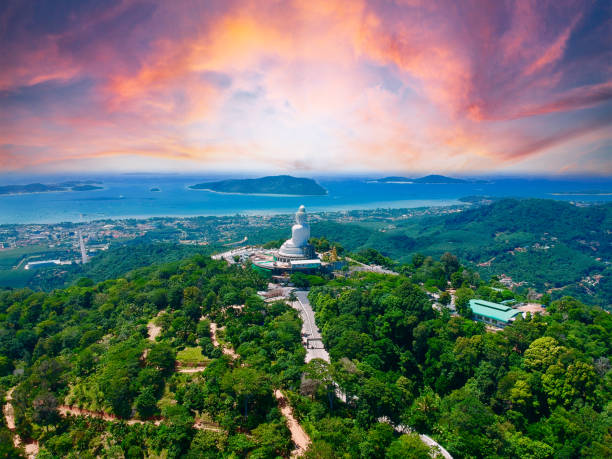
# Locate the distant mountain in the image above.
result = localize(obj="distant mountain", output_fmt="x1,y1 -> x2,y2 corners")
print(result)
375,174 -> 468,184
0,183 -> 65,195
0,181 -> 102,195
415,174 -> 468,183
374,176 -> 413,183
189,175 -> 327,195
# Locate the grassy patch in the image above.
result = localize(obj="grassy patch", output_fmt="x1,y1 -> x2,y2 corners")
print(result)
0,244 -> 66,269
176,346 -> 208,366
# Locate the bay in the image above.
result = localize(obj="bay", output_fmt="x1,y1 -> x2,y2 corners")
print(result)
0,174 -> 611,224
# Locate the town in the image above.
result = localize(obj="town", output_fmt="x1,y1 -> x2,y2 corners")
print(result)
0,204 -> 467,271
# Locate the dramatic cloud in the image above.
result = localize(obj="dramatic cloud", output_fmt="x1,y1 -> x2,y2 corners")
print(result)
1,0 -> 610,174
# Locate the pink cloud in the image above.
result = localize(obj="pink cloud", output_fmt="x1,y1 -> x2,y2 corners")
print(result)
0,0 -> 610,173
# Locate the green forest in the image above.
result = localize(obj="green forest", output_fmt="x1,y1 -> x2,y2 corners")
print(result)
0,242 -> 215,291
1,245 -> 610,458
250,199 -> 611,308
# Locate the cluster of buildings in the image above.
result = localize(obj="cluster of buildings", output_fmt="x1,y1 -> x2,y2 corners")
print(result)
211,205 -> 343,276
498,274 -> 527,289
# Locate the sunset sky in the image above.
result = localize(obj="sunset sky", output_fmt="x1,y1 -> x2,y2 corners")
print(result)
1,0 -> 611,175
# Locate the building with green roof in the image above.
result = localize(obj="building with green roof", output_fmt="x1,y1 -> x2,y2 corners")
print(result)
469,299 -> 522,328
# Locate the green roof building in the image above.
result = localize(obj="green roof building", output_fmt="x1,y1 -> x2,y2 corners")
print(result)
469,299 -> 522,328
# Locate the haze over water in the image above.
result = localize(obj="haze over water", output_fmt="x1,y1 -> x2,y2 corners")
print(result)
1,175 -> 611,224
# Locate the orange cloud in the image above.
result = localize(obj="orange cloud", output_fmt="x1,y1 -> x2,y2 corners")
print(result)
1,0 -> 610,174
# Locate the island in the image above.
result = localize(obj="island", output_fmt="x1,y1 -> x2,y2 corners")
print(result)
374,174 -> 468,184
189,175 -> 327,196
150,187 -> 162,192
71,184 -> 103,191
0,181 -> 103,195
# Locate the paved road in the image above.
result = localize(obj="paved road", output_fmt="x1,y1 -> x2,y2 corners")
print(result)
293,290 -> 330,363
420,434 -> 453,459
293,290 -> 452,458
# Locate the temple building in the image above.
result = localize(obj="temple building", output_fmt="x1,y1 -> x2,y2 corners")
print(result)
252,205 -> 322,274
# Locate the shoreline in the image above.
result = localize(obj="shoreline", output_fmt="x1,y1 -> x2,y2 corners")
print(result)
548,192 -> 612,196
0,199 -> 464,225
367,180 -> 471,185
0,187 -> 105,197
187,187 -> 328,197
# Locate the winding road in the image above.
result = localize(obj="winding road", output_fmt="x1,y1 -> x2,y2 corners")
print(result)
293,289 -> 452,459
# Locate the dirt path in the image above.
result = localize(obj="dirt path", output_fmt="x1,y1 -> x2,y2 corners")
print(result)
59,405 -> 162,425
209,321 -> 221,347
4,387 -> 16,430
176,366 -> 207,373
274,390 -> 311,457
147,310 -> 165,341
3,387 -> 39,458
209,320 -> 311,456
209,322 -> 238,359
6,311 -> 307,457
58,404 -> 223,431
142,310 -> 166,359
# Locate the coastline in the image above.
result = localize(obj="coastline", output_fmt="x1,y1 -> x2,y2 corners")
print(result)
549,192 -> 612,196
1,176 -> 610,225
0,187 -> 105,197
187,187 -> 328,197
0,198 -> 463,225
368,180 -> 469,185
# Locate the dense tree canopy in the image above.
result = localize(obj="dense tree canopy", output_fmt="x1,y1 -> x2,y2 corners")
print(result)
1,247 -> 610,458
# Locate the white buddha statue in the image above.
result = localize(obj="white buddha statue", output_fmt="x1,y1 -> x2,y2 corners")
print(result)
278,205 -> 315,259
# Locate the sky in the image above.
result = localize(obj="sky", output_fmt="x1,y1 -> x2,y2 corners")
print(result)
1,0 -> 611,175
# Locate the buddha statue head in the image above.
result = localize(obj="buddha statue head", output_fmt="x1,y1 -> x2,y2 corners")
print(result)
295,205 -> 306,225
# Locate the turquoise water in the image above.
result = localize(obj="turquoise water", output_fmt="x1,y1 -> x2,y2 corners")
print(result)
0,174 -> 611,224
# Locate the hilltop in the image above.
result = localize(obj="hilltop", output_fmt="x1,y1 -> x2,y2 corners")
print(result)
301,199 -> 611,307
375,174 -> 468,184
0,181 -> 103,195
189,175 -> 327,195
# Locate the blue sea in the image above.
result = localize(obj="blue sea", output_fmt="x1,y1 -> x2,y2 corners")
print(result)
0,174 -> 611,224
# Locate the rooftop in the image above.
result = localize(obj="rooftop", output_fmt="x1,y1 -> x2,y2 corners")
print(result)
469,299 -> 521,323
290,259 -> 322,266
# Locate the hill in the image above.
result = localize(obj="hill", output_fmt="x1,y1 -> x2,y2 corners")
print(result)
0,249 -> 609,458
189,175 -> 327,195
0,242 -> 215,291
375,174 -> 467,184
0,181 -> 102,195
295,199 -> 610,307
